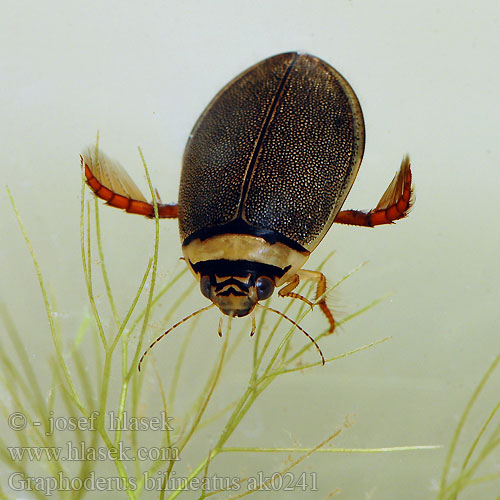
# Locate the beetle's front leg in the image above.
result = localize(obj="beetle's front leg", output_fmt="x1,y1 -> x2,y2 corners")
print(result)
298,269 -> 335,333
279,270 -> 335,333
278,274 -> 314,309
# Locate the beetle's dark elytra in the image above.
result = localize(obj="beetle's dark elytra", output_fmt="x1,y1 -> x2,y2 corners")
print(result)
178,52 -> 365,252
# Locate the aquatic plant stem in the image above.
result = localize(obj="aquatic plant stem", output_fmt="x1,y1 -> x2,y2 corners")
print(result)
95,198 -> 121,328
80,175 -> 108,350
160,334 -> 230,499
439,348 -> 500,497
7,186 -> 85,414
219,445 -> 440,453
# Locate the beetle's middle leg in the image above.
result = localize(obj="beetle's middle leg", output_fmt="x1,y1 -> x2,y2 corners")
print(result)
279,270 -> 335,333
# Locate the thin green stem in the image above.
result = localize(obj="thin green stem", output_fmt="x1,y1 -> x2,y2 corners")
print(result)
225,429 -> 342,499
287,294 -> 391,365
125,267 -> 188,341
126,148 -> 161,378
273,337 -> 391,377
439,348 -> 500,496
460,386 -> 500,473
220,445 -> 441,453
110,259 -> 153,354
7,186 -> 85,414
80,174 -> 108,350
161,335 -> 229,499
168,317 -> 197,409
179,332 -> 229,456
95,197 -> 121,328
113,261 -> 152,448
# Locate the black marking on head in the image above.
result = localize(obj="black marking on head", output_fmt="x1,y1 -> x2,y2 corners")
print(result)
190,259 -> 291,280
218,287 -> 247,297
214,278 -> 251,293
182,219 -> 308,253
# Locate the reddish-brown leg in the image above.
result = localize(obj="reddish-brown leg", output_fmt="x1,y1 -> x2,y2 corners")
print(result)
81,151 -> 178,219
335,155 -> 414,227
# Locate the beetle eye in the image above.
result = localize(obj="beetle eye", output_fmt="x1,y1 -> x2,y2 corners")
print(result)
200,276 -> 211,299
256,276 -> 274,300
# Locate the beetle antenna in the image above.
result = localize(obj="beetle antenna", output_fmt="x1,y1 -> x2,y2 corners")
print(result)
250,314 -> 256,337
138,304 -> 214,372
256,304 -> 325,365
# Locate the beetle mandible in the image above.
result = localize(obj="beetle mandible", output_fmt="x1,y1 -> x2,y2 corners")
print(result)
82,52 -> 414,368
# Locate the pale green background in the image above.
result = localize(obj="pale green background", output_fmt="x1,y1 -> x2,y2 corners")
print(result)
1,0 -> 499,498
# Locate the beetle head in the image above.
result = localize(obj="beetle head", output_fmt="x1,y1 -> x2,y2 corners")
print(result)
199,274 -> 275,317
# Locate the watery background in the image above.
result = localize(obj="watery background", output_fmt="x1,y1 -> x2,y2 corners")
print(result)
1,1 -> 499,498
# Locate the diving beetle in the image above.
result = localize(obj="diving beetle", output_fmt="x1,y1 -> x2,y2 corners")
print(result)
82,52 -> 414,368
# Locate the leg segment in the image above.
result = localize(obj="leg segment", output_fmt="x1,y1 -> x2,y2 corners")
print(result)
279,270 -> 335,333
278,274 -> 314,308
81,148 -> 178,219
334,155 -> 414,227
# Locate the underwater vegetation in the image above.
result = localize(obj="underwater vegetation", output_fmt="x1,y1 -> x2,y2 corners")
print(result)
2,155 -> 496,498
